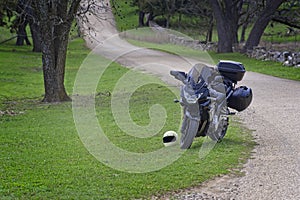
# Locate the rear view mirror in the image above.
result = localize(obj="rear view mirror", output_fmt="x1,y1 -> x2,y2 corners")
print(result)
170,70 -> 187,82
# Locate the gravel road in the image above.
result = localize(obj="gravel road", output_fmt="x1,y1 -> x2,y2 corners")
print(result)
79,1 -> 300,199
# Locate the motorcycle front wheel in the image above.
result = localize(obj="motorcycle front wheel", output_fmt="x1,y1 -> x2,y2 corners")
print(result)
180,118 -> 199,149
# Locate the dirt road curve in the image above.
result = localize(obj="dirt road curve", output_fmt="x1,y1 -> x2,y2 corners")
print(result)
79,1 -> 300,199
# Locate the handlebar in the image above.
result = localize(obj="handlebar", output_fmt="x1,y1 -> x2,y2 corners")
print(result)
170,70 -> 187,83
207,97 -> 217,101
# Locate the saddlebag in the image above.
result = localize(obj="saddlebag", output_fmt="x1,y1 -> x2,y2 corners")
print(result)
228,86 -> 253,111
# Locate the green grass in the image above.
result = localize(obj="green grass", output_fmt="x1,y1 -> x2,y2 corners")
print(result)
0,42 -> 43,101
0,34 -> 256,199
263,22 -> 300,43
111,0 -> 138,31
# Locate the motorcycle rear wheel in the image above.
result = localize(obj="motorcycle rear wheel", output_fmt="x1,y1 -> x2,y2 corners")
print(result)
208,116 -> 229,141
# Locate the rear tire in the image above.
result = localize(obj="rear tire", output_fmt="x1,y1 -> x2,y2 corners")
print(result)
180,119 -> 199,149
208,116 -> 229,141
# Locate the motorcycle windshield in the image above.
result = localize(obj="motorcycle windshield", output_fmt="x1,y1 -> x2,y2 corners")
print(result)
185,64 -> 213,96
187,64 -> 215,84
186,63 -> 227,103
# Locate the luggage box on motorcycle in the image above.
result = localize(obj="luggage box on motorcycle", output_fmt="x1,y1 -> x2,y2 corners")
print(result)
228,86 -> 253,111
217,60 -> 245,82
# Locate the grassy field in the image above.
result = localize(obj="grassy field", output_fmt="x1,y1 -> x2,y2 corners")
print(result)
0,32 -> 256,199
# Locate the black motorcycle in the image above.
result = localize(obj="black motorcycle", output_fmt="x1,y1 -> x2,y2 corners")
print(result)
170,60 -> 252,149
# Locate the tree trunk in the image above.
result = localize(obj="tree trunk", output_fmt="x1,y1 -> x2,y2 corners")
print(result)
16,0 -> 31,46
244,0 -> 285,51
27,1 -> 41,52
178,13 -> 182,26
138,11 -> 145,27
166,14 -> 171,28
145,12 -> 154,26
206,16 -> 214,43
244,15 -> 273,51
210,0 -> 234,53
29,20 -> 42,52
41,32 -> 70,102
228,19 -> 239,44
34,0 -> 81,102
240,22 -> 248,43
215,21 -> 233,53
16,19 -> 31,46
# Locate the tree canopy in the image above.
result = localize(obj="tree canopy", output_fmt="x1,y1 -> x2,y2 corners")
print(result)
130,0 -> 299,53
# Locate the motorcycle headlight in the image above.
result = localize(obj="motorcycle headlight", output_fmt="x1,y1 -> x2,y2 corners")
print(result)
183,89 -> 198,104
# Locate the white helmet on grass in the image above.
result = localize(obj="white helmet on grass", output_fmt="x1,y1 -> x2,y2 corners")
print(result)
162,131 -> 178,147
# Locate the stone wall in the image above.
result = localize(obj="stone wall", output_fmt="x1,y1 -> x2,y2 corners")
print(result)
148,21 -> 300,67
247,47 -> 300,67
149,21 -> 217,51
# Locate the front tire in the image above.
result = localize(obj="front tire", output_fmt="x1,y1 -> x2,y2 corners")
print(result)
180,118 -> 199,149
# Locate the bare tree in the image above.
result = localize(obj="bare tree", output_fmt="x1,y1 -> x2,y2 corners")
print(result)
15,0 -> 31,46
0,0 -> 16,27
130,0 -> 188,28
0,0 -> 42,52
0,0 -> 108,102
16,0 -> 42,52
30,0 -> 109,102
244,0 -> 285,51
176,0 -> 214,43
272,0 -> 300,29
209,0 -> 244,53
239,0 -> 265,43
